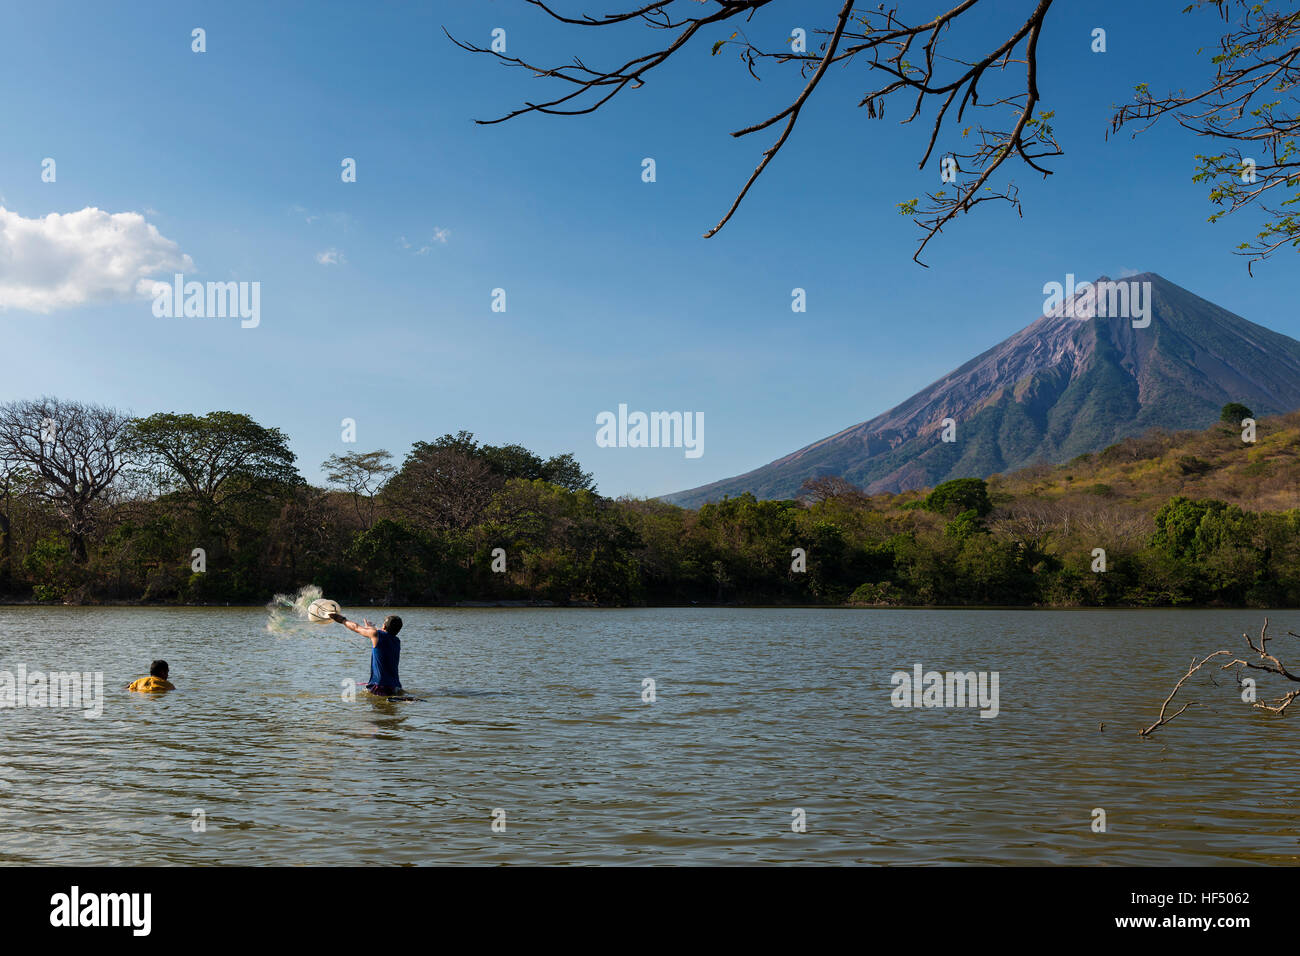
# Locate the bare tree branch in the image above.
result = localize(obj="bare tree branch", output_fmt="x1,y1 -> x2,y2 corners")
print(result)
450,1 -> 1062,263
1139,649 -> 1232,737
1140,618 -> 1300,736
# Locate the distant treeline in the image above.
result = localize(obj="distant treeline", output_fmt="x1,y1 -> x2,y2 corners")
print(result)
1,397 -> 1297,608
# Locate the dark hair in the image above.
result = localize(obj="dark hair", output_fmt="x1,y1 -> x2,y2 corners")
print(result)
382,615 -> 403,636
149,660 -> 169,678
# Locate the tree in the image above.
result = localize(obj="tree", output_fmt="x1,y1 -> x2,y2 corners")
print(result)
923,478 -> 993,518
540,452 -> 596,493
468,435 -> 595,491
451,0 -> 1060,265
24,535 -> 76,602
347,518 -> 433,602
1221,402 -> 1254,423
485,479 -> 641,603
1113,1 -> 1300,271
479,442 -> 545,481
383,443 -> 502,532
0,397 -> 133,562
426,429 -> 480,458
945,508 -> 988,542
264,484 -> 350,590
1151,496 -> 1230,561
416,431 -> 595,492
458,1 -> 1298,271
123,412 -> 301,590
990,499 -> 1057,557
696,493 -> 800,598
322,449 -> 395,528
0,461 -> 22,591
800,474 -> 868,506
126,411 -> 301,510
955,533 -> 1021,602
0,461 -> 54,594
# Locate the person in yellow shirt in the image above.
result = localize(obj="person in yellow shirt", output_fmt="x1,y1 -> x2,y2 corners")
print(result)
127,660 -> 175,693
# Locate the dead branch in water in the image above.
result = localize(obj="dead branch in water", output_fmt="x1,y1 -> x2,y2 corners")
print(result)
1139,650 -> 1231,737
1140,618 -> 1300,737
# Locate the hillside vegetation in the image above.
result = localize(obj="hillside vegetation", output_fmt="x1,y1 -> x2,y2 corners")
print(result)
819,408 -> 1300,607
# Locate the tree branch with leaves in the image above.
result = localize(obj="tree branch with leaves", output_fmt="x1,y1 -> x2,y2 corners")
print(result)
1112,0 -> 1300,272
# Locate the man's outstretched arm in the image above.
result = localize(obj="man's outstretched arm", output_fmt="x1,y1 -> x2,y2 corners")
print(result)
330,612 -> 380,646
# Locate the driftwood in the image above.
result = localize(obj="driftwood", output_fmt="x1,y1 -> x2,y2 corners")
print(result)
1140,618 -> 1300,737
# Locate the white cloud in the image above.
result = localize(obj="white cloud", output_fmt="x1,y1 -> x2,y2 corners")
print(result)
315,248 -> 346,266
291,205 -> 353,228
0,206 -> 193,313
412,227 -> 451,254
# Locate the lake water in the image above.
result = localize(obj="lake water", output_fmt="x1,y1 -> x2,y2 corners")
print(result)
0,606 -> 1295,865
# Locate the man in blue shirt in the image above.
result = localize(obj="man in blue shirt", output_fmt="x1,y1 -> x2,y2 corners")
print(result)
331,612 -> 402,696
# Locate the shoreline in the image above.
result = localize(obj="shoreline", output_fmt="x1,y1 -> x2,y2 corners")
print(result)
1,599 -> 1295,612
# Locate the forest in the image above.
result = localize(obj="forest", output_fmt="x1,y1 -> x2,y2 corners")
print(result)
1,396 -> 1297,608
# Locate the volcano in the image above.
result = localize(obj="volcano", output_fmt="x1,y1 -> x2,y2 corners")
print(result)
664,272 -> 1300,506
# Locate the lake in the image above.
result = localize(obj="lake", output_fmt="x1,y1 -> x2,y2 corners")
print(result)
0,606 -> 1295,865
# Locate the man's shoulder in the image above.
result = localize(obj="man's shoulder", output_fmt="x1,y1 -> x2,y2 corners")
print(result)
128,676 -> 174,692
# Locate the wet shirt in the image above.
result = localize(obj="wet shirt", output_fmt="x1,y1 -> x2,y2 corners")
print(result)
127,676 -> 175,693
367,629 -> 401,690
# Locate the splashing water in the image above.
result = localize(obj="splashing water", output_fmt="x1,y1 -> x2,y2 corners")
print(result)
266,585 -> 331,636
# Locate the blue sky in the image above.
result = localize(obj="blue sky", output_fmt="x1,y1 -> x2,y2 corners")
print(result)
0,0 -> 1292,498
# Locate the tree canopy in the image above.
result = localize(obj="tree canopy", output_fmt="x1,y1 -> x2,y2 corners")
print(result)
126,411 -> 301,508
4,396 -> 1300,610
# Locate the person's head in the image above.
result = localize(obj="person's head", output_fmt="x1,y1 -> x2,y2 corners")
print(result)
149,660 -> 169,679
382,615 -> 403,636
